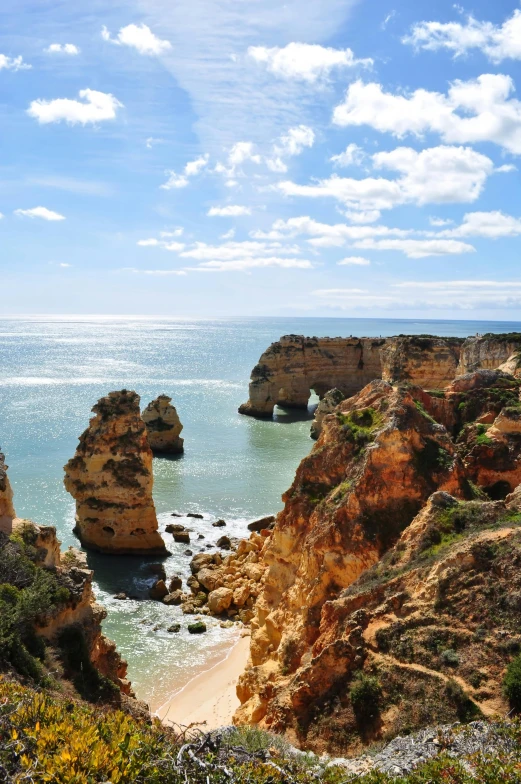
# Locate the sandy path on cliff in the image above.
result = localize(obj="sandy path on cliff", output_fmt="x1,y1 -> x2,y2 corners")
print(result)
156,634 -> 250,731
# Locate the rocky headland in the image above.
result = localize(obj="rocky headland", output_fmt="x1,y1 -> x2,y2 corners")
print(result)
64,390 -> 166,555
234,367 -> 521,754
142,395 -> 184,454
239,333 -> 521,418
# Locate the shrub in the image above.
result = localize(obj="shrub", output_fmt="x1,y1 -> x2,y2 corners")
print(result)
57,626 -> 118,703
350,673 -> 382,721
503,653 -> 521,711
440,648 -> 459,667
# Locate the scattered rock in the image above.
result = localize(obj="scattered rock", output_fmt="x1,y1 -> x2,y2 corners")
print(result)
168,575 -> 183,592
184,549 -> 193,556
163,590 -> 183,606
198,534 -> 205,539
212,519 -> 226,527
216,535 -> 232,550
247,515 -> 275,533
208,587 -> 234,614
149,579 -> 168,600
166,523 -> 186,533
171,513 -> 182,517
187,513 -> 203,519
114,592 -> 127,600
188,621 -> 207,634
173,531 -> 190,544
168,623 -> 181,633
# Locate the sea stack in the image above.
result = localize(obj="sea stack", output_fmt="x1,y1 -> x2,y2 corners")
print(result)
0,450 -> 15,534
142,395 -> 184,454
64,390 -> 166,555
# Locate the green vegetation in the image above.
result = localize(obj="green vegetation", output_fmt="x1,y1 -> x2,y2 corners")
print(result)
503,653 -> 521,711
414,439 -> 453,476
0,534 -> 70,682
475,424 -> 493,446
350,673 -> 382,721
337,407 -> 383,450
414,400 -> 437,424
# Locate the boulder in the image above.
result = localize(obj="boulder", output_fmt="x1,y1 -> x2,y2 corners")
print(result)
173,531 -> 190,544
247,515 -> 276,533
147,563 -> 167,581
216,535 -> 232,550
163,590 -> 183,606
208,587 -> 234,614
168,623 -> 181,633
212,519 -> 226,527
168,575 -> 183,592
149,579 -> 168,600
187,512 -> 203,519
188,621 -> 207,634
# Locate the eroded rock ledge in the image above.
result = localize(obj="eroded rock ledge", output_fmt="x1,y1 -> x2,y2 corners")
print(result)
64,390 -> 166,555
239,333 -> 521,418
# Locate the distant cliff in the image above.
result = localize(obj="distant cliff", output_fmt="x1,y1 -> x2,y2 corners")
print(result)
239,333 -> 521,418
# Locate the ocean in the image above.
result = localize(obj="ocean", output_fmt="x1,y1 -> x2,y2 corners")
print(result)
1,315 -> 520,709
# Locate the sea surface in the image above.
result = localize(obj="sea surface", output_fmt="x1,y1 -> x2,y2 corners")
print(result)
1,315 -> 520,709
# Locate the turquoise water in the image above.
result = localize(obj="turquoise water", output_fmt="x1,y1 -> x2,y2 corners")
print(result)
1,315 -> 520,708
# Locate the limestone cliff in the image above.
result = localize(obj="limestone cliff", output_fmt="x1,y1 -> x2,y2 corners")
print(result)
142,395 -> 184,454
239,335 -> 386,417
459,333 -> 521,377
236,380 -> 473,730
0,450 -> 15,534
64,390 -> 166,555
235,371 -> 521,752
310,388 -> 345,440
239,333 -> 521,419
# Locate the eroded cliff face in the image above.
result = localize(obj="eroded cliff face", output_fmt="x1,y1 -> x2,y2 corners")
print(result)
64,390 -> 166,555
236,380 -> 473,730
460,334 -> 521,377
238,335 -> 386,417
235,370 -> 521,752
239,333 -> 521,419
0,451 -> 15,534
142,395 -> 184,454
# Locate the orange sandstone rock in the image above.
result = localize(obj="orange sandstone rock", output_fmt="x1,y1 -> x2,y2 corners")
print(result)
64,390 -> 166,555
0,451 -> 15,534
142,395 -> 184,454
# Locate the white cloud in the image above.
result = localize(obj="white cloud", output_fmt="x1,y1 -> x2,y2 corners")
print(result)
429,216 -> 453,227
220,229 -> 235,239
404,10 -> 521,62
102,24 -> 172,55
27,89 -> 122,125
440,210 -> 521,238
45,43 -> 80,55
266,125 -> 315,172
0,54 -> 31,71
332,74 -> 521,155
191,257 -> 313,272
161,154 -> 209,189
180,240 -> 300,261
248,42 -> 372,83
14,207 -> 66,221
381,10 -> 396,30
330,143 -> 364,167
137,237 -> 185,251
278,145 -> 493,211
207,205 -> 251,216
338,256 -> 371,265
59,263 -> 72,267
353,238 -> 474,258
344,210 -> 381,224
228,142 -> 261,167
265,216 -> 412,247
160,228 -> 184,237
146,137 -> 163,149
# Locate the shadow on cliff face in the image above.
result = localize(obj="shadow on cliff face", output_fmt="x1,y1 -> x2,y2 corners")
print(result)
272,404 -> 317,424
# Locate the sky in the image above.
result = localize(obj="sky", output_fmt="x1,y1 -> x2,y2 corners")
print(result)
1,0 -> 521,319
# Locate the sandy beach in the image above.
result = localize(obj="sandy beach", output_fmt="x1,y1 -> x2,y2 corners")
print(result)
156,634 -> 251,730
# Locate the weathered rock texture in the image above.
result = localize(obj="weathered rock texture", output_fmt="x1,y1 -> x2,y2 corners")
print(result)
239,333 -> 521,418
64,390 -> 166,555
310,388 -> 345,440
0,451 -> 15,535
235,371 -> 521,754
142,395 -> 184,454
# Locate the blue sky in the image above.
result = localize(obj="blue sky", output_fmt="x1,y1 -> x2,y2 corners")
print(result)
1,0 -> 521,318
